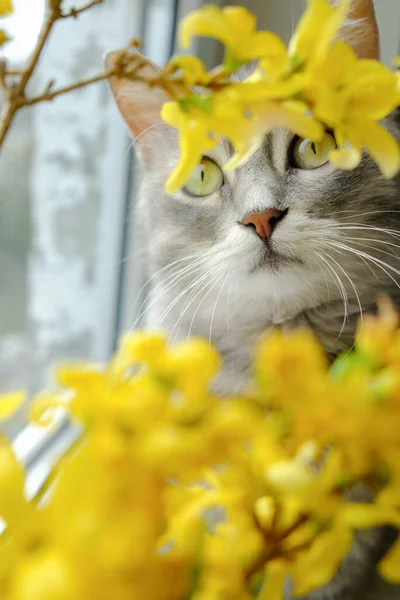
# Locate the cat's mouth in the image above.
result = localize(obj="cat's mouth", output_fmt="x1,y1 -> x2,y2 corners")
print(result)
250,241 -> 302,273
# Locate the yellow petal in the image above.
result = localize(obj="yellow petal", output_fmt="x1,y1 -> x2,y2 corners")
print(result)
265,460 -> 314,492
168,56 -> 210,86
354,118 -> 400,179
257,562 -> 288,600
347,61 -> 399,120
224,75 -> 306,103
339,503 -> 400,529
29,392 -> 64,427
240,30 -> 288,63
224,102 -> 323,171
0,391 -> 25,421
223,138 -> 264,171
289,0 -> 333,61
289,0 -> 349,66
329,147 -> 362,170
0,436 -> 28,526
165,122 -> 217,194
0,0 -> 12,16
318,40 -> 357,88
313,87 -> 346,127
161,101 -> 186,128
0,29 -> 10,46
292,527 -> 353,596
379,538 -> 400,584
179,5 -> 241,50
313,0 -> 349,65
223,5 -> 256,36
10,551 -> 79,600
254,496 -> 276,531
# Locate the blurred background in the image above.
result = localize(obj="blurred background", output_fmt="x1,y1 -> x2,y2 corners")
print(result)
0,0 -> 400,438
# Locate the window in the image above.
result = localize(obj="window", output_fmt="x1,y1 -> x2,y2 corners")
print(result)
2,0 -> 399,484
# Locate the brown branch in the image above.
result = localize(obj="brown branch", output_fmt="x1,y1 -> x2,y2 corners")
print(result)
20,71 -> 114,107
60,0 -> 103,19
0,0 -> 104,148
17,56 -> 177,108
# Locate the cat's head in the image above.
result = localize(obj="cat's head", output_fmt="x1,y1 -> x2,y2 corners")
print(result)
107,0 -> 400,333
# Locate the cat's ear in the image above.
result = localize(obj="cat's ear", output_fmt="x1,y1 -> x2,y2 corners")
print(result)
331,0 -> 380,59
105,51 -> 169,164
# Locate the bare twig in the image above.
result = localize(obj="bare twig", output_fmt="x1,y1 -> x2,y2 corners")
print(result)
20,71 -> 115,107
0,0 -> 190,151
0,0 -> 104,148
60,0 -> 103,19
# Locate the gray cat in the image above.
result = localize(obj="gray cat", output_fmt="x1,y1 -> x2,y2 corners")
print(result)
107,1 -> 400,598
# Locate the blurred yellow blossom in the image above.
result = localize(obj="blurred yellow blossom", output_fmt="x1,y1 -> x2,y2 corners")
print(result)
1,2 -> 400,597
0,29 -> 10,46
308,41 -> 400,176
179,5 -> 287,69
160,0 -> 400,193
0,0 -> 12,16
0,391 -> 25,420
0,301 -> 400,598
288,0 -> 349,69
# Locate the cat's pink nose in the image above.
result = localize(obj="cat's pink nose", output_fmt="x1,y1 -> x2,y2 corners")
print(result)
241,209 -> 284,239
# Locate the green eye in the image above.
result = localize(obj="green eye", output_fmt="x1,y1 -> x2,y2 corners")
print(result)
183,157 -> 224,197
291,132 -> 337,169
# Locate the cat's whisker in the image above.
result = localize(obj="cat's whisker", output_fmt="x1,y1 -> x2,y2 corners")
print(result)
328,242 -> 400,280
209,271 -> 231,347
312,252 -> 332,302
315,251 -> 349,337
323,241 -> 400,292
132,121 -> 164,147
320,246 -> 364,326
156,267 -> 212,330
185,270 -> 226,343
322,238 -> 379,279
329,224 -> 400,241
343,239 -> 400,262
167,270 -> 215,342
162,258 -> 225,338
133,258 -> 208,329
131,244 -> 212,324
225,272 -> 237,333
166,265 -> 222,344
329,209 -> 400,219
338,235 -> 400,254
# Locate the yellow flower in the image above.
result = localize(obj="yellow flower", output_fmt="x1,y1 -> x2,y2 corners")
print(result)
289,0 -> 349,69
291,526 -> 353,596
179,5 -> 287,69
162,100 -> 219,194
168,56 -> 211,87
379,538 -> 400,583
0,391 -> 25,420
221,98 -> 323,172
116,330 -> 167,372
0,29 -> 10,46
254,328 -> 327,401
257,561 -> 288,600
10,550 -> 80,600
355,296 -> 400,365
162,92 -> 323,193
0,436 -> 29,528
0,0 -> 12,16
308,41 -> 400,177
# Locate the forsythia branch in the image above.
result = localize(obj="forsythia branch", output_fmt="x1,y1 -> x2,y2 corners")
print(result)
0,0 -> 107,148
59,0 -> 103,19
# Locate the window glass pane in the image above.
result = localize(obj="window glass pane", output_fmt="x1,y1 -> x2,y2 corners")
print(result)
0,0 -> 146,438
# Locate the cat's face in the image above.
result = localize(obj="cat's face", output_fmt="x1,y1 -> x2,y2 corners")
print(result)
137,116 -> 400,325
107,0 -> 400,338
